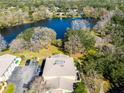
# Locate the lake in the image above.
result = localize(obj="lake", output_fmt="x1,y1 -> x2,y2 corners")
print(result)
0,18 -> 94,43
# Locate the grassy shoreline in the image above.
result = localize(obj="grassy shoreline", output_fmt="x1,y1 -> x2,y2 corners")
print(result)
0,16 -> 82,30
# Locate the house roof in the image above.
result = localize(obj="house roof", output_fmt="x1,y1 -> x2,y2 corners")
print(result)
46,77 -> 74,92
0,54 -> 16,77
47,90 -> 63,93
43,54 -> 76,77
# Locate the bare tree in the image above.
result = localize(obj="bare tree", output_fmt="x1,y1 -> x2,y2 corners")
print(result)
28,77 -> 46,93
10,38 -> 27,52
10,27 -> 56,52
0,34 -> 7,52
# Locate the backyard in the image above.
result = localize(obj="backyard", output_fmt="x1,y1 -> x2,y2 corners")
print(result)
4,84 -> 15,93
2,45 -> 64,93
0,45 -> 64,66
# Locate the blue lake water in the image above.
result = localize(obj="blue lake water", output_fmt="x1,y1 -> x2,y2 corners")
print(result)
0,18 -> 94,43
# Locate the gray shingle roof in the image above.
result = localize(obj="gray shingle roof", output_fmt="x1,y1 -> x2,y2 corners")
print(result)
0,54 -> 16,77
43,54 -> 76,77
46,77 -> 74,92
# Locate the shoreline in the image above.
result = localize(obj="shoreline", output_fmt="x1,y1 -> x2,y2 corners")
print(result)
0,15 -> 96,30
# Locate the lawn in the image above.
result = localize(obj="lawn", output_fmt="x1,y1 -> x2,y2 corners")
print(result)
4,84 -> 15,93
0,45 -> 64,66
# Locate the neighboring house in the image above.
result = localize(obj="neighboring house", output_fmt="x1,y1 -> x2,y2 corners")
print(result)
66,9 -> 79,17
0,54 -> 21,82
55,12 -> 65,17
42,54 -> 80,93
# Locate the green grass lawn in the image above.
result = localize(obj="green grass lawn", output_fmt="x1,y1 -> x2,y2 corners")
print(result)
4,84 -> 15,93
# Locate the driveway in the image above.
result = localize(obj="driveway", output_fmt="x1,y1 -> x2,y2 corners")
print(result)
8,62 -> 40,93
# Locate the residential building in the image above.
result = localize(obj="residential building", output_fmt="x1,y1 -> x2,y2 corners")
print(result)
0,54 -> 21,82
42,54 -> 80,93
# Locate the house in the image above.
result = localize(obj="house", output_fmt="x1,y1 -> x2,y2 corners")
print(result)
42,54 -> 80,93
0,54 -> 21,82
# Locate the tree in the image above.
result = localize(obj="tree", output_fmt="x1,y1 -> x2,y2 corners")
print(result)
81,49 -> 124,88
74,81 -> 87,93
10,38 -> 27,52
30,27 -> 56,51
0,34 -> 7,52
10,27 -> 56,52
17,28 -> 34,42
28,77 -> 45,93
64,30 -> 95,54
53,39 -> 63,47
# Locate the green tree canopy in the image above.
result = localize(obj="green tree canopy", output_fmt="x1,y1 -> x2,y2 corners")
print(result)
64,30 -> 95,54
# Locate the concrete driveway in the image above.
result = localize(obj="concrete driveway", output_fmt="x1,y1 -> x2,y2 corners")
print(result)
8,62 -> 40,93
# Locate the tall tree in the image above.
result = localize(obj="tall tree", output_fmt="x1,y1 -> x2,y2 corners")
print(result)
64,30 -> 95,54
